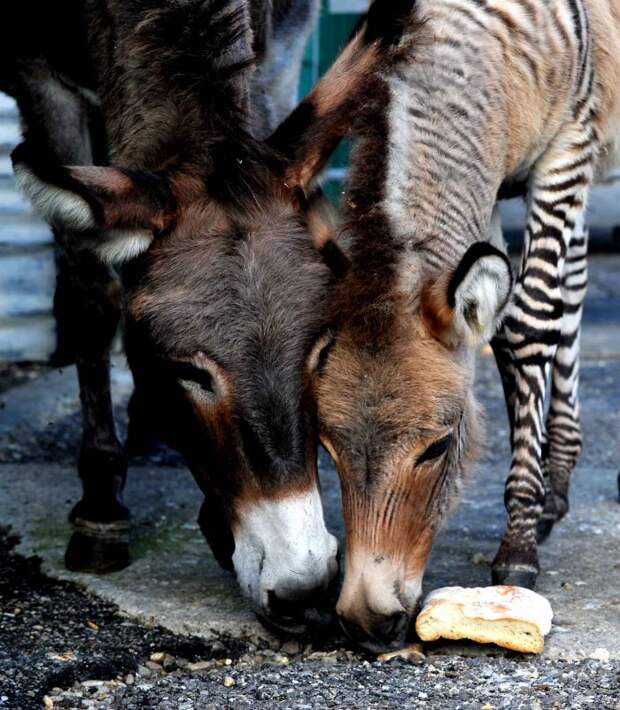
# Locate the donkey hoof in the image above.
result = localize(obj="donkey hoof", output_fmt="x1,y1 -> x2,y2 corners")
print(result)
491,565 -> 538,589
65,518 -> 130,574
536,516 -> 556,544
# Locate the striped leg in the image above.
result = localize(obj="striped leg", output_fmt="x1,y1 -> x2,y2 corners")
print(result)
491,125 -> 595,588
537,222 -> 588,542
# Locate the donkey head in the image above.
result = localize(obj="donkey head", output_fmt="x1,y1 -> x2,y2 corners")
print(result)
12,140 -> 342,632
10,0 -> 400,633
316,232 -> 512,651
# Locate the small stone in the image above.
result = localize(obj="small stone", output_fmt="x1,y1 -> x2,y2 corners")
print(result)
224,658 -> 233,666
137,664 -> 152,677
145,661 -> 162,672
561,582 -> 573,591
188,660 -> 215,672
272,654 -> 289,665
223,676 -> 236,688
590,648 -> 610,662
43,696 -> 54,709
150,652 -> 165,663
162,653 -> 176,670
321,654 -> 338,665
81,680 -> 104,688
471,552 -> 488,566
86,621 -> 99,632
125,674 -> 134,685
377,644 -> 425,665
481,704 -> 495,710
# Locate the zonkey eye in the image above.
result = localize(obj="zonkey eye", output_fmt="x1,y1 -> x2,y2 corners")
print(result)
416,434 -> 453,467
308,333 -> 335,375
316,338 -> 335,373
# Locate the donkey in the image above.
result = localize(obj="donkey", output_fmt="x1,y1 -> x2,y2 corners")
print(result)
289,0 -> 620,650
5,0 -> 338,632
8,0 -> 405,633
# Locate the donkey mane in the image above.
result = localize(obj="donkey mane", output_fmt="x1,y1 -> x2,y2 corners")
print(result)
132,0 -> 255,123
87,0 -> 269,177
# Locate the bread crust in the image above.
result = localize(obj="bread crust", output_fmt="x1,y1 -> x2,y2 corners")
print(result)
415,585 -> 553,654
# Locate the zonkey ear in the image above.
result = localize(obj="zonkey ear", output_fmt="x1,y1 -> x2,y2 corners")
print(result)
268,0 -> 412,191
11,142 -> 178,264
422,243 -> 512,349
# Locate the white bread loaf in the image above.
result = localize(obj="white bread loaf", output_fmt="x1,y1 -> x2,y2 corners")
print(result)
415,585 -> 553,654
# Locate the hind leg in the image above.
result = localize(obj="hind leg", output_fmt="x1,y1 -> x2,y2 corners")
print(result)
537,222 -> 587,542
14,67 -> 129,572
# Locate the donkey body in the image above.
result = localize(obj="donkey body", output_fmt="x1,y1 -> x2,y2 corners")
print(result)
3,0 -> 356,632
298,0 -> 620,650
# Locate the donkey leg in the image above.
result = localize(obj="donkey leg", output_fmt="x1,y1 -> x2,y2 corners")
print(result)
60,246 -> 128,573
491,121 -> 595,588
537,222 -> 588,543
15,69 -> 129,572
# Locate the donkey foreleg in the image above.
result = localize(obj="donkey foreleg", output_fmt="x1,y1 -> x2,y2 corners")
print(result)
492,123 -> 595,588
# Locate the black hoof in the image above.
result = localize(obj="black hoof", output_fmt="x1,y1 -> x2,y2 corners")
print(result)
536,516 -> 556,544
491,565 -> 538,589
65,519 -> 130,574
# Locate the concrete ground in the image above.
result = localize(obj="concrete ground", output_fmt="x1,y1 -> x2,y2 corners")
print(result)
0,258 -> 619,708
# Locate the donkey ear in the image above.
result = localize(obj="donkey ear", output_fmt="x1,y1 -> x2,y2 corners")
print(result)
268,0 -> 411,191
301,187 -> 350,278
423,243 -> 512,348
12,143 -> 178,264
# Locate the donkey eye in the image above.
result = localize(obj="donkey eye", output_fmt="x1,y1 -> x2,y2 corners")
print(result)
416,434 -> 453,467
172,362 -> 214,394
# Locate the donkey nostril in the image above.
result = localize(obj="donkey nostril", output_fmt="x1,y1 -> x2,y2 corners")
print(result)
374,611 -> 409,644
267,586 -> 329,622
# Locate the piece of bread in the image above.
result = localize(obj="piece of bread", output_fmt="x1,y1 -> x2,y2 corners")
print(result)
415,585 -> 553,654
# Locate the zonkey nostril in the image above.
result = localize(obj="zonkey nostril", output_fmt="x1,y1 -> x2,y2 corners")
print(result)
374,611 -> 410,643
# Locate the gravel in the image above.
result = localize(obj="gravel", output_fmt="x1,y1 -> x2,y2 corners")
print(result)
1,527 -> 619,710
